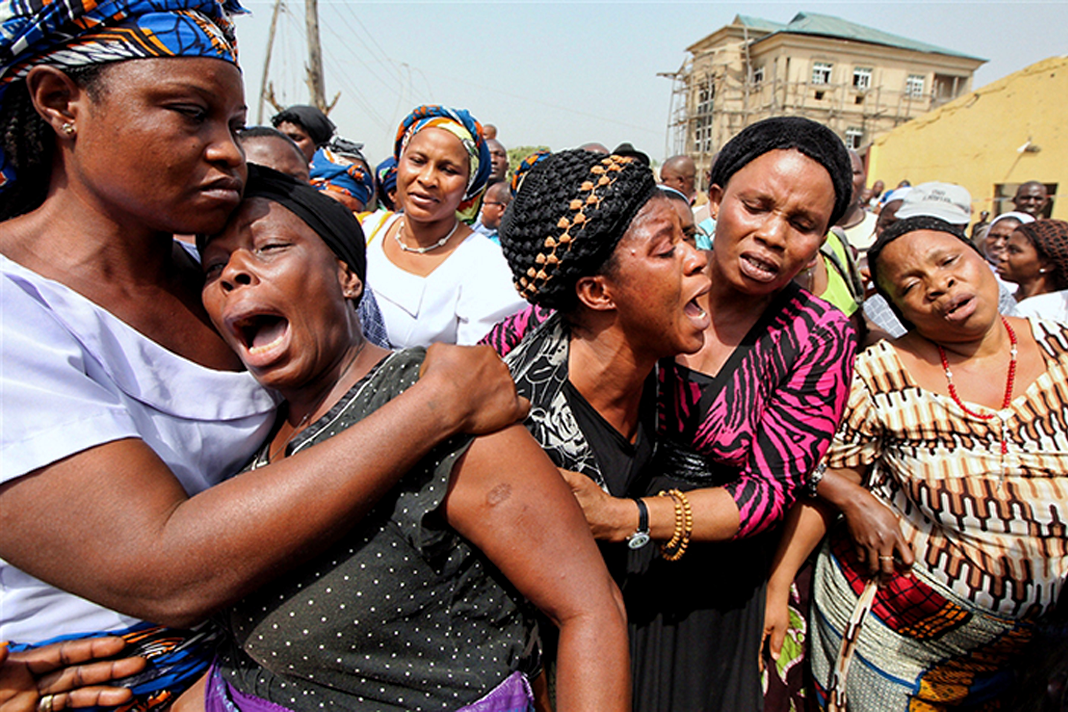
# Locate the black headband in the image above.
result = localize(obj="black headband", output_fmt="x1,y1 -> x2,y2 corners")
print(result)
239,164 -> 367,283
709,116 -> 853,228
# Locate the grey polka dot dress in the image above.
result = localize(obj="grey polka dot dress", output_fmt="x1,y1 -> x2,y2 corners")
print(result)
216,349 -> 533,712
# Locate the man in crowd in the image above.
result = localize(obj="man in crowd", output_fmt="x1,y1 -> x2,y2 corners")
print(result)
270,104 -> 336,163
837,149 -> 880,251
1013,181 -> 1051,218
660,155 -> 697,205
473,182 -> 512,245
487,139 -> 509,185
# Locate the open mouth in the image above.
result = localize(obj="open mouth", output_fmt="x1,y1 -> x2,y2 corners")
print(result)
683,281 -> 712,332
942,294 -> 976,322
231,313 -> 291,363
739,253 -> 780,282
684,296 -> 708,322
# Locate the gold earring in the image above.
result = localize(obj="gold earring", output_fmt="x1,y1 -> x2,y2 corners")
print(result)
61,122 -> 75,136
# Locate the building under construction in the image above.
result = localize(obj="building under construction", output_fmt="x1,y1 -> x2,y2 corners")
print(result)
665,12 -> 986,188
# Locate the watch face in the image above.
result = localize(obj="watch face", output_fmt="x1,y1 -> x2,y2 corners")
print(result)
627,532 -> 651,549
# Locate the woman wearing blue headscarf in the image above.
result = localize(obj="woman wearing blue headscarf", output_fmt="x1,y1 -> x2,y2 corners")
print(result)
309,145 -> 375,214
0,3 -> 527,709
360,105 -> 526,347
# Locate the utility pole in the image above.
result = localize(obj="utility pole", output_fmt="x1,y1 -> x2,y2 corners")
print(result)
304,0 -> 327,112
256,0 -> 283,124
260,0 -> 340,118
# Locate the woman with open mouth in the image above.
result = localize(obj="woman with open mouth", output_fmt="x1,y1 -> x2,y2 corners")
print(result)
481,148 -> 708,703
769,214 -> 1068,710
620,117 -> 857,712
0,3 -> 528,709
198,166 -> 628,712
482,123 -> 856,710
360,105 -> 526,348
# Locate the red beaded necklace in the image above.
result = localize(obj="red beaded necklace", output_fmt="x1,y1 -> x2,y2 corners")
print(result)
937,316 -> 1018,457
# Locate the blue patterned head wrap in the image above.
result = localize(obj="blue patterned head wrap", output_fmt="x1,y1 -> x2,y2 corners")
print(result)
510,149 -> 550,198
310,146 -> 374,209
393,105 -> 490,223
0,0 -> 244,192
375,155 -> 397,210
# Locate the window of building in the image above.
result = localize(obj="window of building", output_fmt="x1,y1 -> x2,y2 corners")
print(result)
906,74 -> 926,98
932,74 -> 964,102
814,90 -> 825,101
845,127 -> 864,150
812,61 -> 832,85
853,67 -> 872,90
696,84 -> 715,116
752,66 -> 764,84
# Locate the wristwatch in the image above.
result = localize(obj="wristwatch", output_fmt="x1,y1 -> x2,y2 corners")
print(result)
627,498 -> 651,549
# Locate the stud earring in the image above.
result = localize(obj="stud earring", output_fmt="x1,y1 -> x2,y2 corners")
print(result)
61,122 -> 75,136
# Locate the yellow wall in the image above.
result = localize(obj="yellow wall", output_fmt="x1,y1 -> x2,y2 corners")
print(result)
868,56 -> 1067,224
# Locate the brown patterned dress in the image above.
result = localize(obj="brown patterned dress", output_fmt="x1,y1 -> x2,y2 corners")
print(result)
810,318 -> 1068,711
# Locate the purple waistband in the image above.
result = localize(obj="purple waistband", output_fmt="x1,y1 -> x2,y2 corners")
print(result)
205,662 -> 297,712
206,662 -> 532,712
454,671 -> 534,712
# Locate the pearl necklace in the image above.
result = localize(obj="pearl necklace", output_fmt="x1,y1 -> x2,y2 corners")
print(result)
394,218 -> 460,254
937,316 -> 1018,474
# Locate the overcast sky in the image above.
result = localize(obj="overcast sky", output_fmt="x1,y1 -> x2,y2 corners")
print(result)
232,1 -> 1068,165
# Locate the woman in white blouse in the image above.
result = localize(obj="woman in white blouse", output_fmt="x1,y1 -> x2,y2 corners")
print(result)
362,105 -> 526,347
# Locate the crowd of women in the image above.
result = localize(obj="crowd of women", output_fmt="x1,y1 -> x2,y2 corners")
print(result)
1,1 -> 1065,712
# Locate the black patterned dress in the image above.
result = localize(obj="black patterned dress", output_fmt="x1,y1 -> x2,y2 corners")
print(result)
630,284 -> 856,712
215,350 -> 534,712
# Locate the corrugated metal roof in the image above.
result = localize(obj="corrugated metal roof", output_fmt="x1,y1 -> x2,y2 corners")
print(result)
734,14 -> 788,33
746,11 -> 985,61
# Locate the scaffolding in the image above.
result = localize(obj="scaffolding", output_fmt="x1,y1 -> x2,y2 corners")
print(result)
665,27 -> 976,187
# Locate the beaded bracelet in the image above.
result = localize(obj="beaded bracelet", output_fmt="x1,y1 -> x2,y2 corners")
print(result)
658,489 -> 684,552
657,489 -> 694,561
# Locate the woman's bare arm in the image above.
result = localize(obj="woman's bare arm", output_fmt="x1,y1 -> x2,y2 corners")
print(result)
815,466 -> 913,577
0,344 -> 528,628
762,464 -> 910,663
444,426 -> 629,712
762,497 -> 835,664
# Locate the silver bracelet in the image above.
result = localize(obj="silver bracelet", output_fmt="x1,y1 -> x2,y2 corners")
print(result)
805,461 -> 828,498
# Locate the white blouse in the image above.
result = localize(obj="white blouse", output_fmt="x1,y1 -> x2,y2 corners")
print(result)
1,255 -> 277,641
363,213 -> 527,348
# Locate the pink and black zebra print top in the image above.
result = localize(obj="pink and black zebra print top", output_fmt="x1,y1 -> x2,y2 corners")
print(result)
657,283 -> 856,538
481,284 -> 856,539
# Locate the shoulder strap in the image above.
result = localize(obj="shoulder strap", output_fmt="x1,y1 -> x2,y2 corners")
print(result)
823,229 -> 865,303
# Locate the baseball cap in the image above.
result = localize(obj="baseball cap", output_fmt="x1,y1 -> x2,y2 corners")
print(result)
894,182 -> 972,225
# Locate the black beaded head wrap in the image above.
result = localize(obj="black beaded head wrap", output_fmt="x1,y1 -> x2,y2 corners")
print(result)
271,105 -> 336,148
200,163 -> 366,287
709,116 -> 853,229
866,215 -> 978,328
499,149 -> 658,312
1014,219 -> 1068,291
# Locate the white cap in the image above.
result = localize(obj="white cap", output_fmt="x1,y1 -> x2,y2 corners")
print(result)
895,182 -> 972,225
